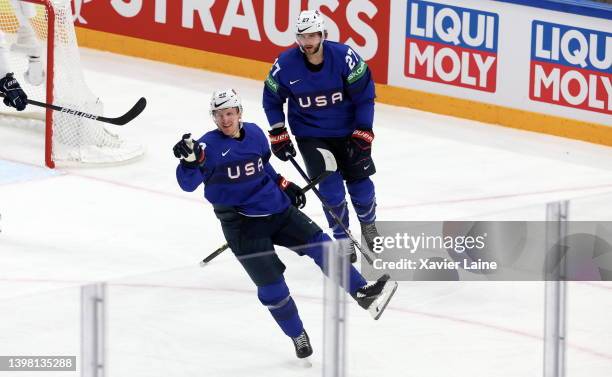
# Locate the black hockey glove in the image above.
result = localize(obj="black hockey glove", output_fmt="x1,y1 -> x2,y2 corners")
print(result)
269,126 -> 296,161
278,176 -> 306,209
0,73 -> 27,111
347,129 -> 374,162
173,133 -> 205,168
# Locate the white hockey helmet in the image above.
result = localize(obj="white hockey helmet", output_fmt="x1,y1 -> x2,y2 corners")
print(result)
209,88 -> 243,121
295,10 -> 326,46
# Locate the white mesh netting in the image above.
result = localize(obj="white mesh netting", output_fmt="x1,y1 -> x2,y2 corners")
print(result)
0,0 -> 144,166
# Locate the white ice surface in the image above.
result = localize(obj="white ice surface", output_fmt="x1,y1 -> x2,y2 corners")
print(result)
0,49 -> 611,377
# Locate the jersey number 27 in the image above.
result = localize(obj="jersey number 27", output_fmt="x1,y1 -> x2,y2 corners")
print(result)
345,48 -> 358,70
271,58 -> 281,76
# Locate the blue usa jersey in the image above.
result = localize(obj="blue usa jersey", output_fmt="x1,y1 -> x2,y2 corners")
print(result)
176,122 -> 290,216
262,41 -> 375,138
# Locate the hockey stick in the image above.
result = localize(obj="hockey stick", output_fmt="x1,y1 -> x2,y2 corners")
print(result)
198,169 -> 334,267
0,94 -> 147,126
200,243 -> 230,266
288,151 -> 376,264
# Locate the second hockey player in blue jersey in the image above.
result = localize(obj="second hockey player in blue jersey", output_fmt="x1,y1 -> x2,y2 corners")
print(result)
174,89 -> 396,361
262,9 -> 381,262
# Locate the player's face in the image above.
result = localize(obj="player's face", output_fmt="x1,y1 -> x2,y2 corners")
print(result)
297,32 -> 322,55
213,107 -> 241,137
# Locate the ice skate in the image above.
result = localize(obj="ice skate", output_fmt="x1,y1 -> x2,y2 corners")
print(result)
352,274 -> 398,320
360,221 -> 381,253
291,329 -> 313,360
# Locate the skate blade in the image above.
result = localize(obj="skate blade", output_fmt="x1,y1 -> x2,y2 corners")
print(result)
369,281 -> 398,320
298,357 -> 313,368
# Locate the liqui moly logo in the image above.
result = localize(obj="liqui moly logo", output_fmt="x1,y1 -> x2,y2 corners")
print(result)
404,0 -> 498,92
530,21 -> 611,114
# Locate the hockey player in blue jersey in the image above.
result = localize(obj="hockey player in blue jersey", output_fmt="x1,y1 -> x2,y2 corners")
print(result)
173,89 -> 397,360
262,10 -> 380,262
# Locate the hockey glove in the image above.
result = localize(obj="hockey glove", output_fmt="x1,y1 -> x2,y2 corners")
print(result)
348,129 -> 374,162
173,133 -> 205,168
278,176 -> 306,209
0,73 -> 27,111
269,126 -> 296,161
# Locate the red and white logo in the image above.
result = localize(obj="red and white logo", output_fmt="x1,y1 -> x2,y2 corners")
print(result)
530,21 -> 611,115
404,0 -> 499,92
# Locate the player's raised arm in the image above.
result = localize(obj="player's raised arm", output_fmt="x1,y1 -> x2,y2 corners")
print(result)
174,133 -> 207,192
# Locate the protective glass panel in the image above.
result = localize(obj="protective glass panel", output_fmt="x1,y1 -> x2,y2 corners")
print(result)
565,191 -> 612,376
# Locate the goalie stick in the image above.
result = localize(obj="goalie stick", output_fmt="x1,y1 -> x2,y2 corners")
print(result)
0,94 -> 147,126
199,153 -> 335,267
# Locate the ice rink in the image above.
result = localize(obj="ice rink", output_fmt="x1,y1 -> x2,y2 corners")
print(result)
1,49 -> 611,377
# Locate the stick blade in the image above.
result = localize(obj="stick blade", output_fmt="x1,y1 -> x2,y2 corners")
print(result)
103,97 -> 147,125
315,148 -> 337,172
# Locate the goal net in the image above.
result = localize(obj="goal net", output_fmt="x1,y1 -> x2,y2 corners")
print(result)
0,0 -> 144,168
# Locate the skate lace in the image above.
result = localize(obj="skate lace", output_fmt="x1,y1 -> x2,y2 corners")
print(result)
357,280 -> 383,298
294,333 -> 309,349
361,222 -> 379,240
